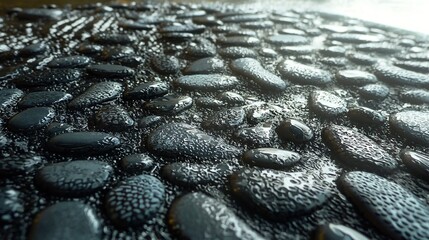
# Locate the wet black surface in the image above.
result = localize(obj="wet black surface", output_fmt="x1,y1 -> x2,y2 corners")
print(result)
0,2 -> 428,240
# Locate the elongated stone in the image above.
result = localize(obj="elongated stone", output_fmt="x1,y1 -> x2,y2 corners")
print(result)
105,175 -> 165,227
8,107 -> 55,132
174,74 -> 238,91
400,150 -> 429,182
47,132 -> 120,155
147,123 -> 240,161
35,160 -> 113,197
338,171 -> 429,240
322,124 -> 397,173
68,81 -> 122,109
168,192 -> 264,240
390,111 -> 429,146
278,60 -> 332,86
230,169 -> 334,219
29,202 -> 101,240
242,148 -> 301,170
374,63 -> 429,87
231,58 -> 287,92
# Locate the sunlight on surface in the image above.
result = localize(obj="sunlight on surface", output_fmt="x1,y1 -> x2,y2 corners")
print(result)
0,0 -> 428,34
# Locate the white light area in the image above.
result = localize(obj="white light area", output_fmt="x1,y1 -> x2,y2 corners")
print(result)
236,0 -> 429,35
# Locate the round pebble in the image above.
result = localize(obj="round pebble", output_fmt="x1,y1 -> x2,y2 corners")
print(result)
242,148 -> 301,170
105,174 -> 165,227
276,119 -> 313,143
8,107 -> 55,132
29,201 -> 101,240
35,160 -> 113,197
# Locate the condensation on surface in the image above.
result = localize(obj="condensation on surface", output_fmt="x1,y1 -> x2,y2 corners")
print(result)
1,0 -> 428,34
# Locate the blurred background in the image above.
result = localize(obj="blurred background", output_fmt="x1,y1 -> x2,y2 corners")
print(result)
0,0 -> 428,35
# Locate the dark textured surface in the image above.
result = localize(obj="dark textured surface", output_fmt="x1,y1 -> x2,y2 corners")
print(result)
0,2 -> 428,240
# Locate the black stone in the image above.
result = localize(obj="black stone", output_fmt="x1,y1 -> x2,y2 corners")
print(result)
389,111 -> 429,146
100,46 -> 134,61
160,23 -> 205,34
183,57 -> 224,74
162,32 -> 194,42
276,119 -> 313,143
120,154 -> 155,173
195,97 -> 227,110
230,169 -> 334,219
14,69 -> 82,87
336,70 -> 377,86
347,106 -> 386,125
221,13 -> 267,23
183,38 -> 217,58
346,52 -> 377,65
68,81 -> 123,109
18,91 -> 72,108
19,43 -> 47,56
278,45 -> 313,55
147,123 -> 240,161
310,91 -> 347,117
47,56 -> 91,68
95,105 -> 134,131
124,81 -> 169,100
8,107 -> 55,131
266,34 -> 309,45
241,21 -> 274,29
225,30 -> 257,37
174,74 -> 238,91
118,20 -> 154,30
322,124 -> 397,173
17,8 -> 63,21
46,122 -> 75,137
47,132 -> 121,155
29,202 -> 101,240
231,58 -> 287,92
151,55 -> 180,75
143,94 -> 193,115
242,148 -> 301,170
358,84 -> 389,100
234,123 -> 273,148
278,60 -> 333,86
202,107 -> 245,129
374,63 -> 429,87
76,43 -> 103,55
355,43 -> 400,54
35,160 -> 113,197
86,64 -> 135,78
314,223 -> 369,240
329,33 -> 384,44
246,104 -> 282,124
319,46 -> 346,57
105,175 -> 165,228
219,47 -> 257,59
400,89 -> 429,104
217,36 -> 260,47
168,192 -> 264,240
91,33 -> 135,45
162,162 -> 235,186
319,57 -> 348,67
192,16 -> 223,26
217,92 -> 245,106
394,61 -> 429,74
138,115 -> 163,128
400,149 -> 429,182
259,48 -> 278,58
338,171 -> 429,240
